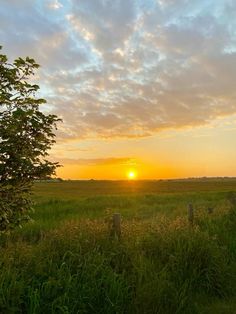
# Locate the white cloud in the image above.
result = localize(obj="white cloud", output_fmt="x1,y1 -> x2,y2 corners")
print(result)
1,0 -> 236,139
48,0 -> 63,10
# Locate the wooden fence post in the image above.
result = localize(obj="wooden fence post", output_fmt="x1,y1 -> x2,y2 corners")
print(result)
188,204 -> 194,225
110,213 -> 121,240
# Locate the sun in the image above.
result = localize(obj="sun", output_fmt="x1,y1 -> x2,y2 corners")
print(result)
127,170 -> 137,180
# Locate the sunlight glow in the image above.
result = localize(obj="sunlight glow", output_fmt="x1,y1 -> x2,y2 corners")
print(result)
127,170 -> 137,180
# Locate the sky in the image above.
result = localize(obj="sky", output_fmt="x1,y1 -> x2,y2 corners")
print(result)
1,0 -> 236,180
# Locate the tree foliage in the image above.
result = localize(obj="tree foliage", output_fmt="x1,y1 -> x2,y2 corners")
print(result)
0,46 -> 60,232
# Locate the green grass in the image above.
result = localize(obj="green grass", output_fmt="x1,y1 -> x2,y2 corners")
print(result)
33,178 -> 236,199
1,180 -> 236,313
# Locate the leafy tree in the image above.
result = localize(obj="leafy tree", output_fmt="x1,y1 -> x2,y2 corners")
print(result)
0,46 -> 60,232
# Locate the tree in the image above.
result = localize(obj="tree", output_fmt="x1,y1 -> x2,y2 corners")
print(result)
0,46 -> 60,232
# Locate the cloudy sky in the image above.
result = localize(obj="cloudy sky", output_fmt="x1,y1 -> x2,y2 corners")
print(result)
1,0 -> 236,179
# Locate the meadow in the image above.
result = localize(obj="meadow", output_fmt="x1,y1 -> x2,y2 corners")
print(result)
1,179 -> 236,313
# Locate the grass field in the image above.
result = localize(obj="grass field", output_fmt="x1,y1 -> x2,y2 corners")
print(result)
1,179 -> 236,313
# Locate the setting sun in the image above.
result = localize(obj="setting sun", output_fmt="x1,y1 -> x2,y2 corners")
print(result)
127,170 -> 137,180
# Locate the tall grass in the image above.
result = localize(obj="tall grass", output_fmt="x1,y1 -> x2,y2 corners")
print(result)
1,184 -> 236,313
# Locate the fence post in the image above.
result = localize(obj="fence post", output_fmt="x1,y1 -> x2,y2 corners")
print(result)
110,213 -> 121,240
188,204 -> 194,225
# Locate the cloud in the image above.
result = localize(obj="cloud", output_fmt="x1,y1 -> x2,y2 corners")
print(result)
0,1 -> 87,72
55,157 -> 137,166
47,0 -> 63,10
1,0 -> 236,139
67,0 -> 137,52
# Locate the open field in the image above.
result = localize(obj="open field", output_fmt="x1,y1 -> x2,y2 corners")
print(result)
1,179 -> 236,313
33,178 -> 236,198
